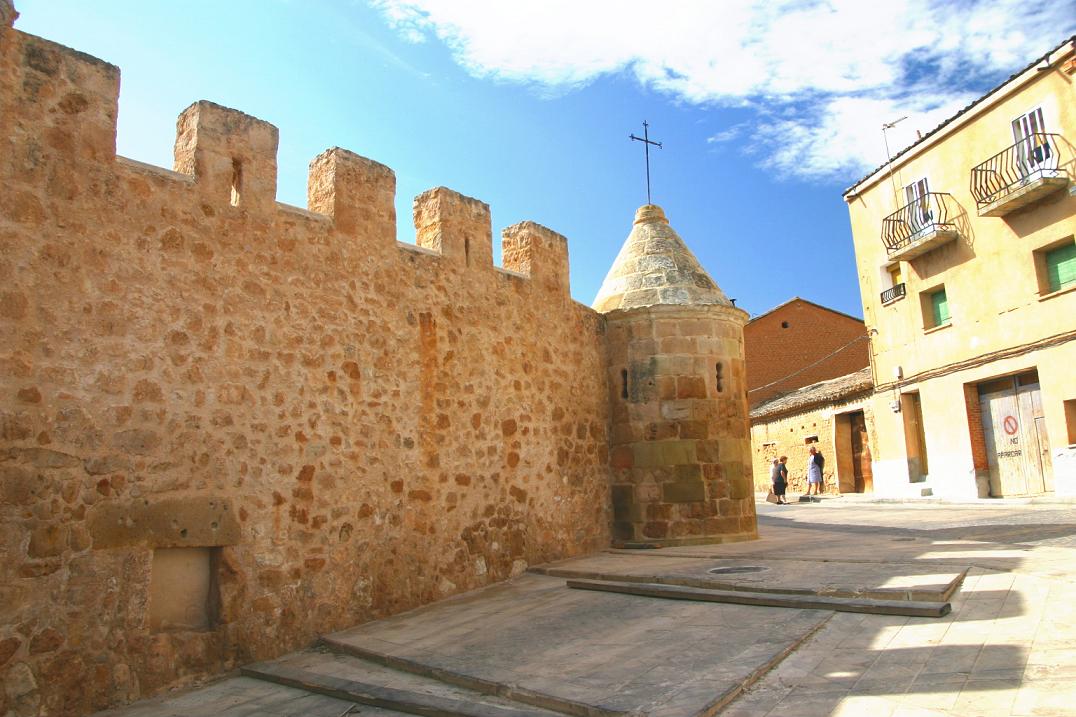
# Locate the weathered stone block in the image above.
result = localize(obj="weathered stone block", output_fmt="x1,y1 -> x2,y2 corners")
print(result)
502,221 -> 570,295
610,445 -> 633,468
414,187 -> 492,268
88,496 -> 241,549
646,502 -> 672,520
663,440 -> 698,465
174,101 -> 278,210
631,442 -> 663,467
678,420 -> 708,439
676,376 -> 707,399
611,484 -> 634,519
674,464 -> 702,481
642,521 -> 668,539
308,147 -> 396,242
728,472 -> 752,500
660,400 -> 692,420
28,525 -> 67,558
10,35 -> 120,166
662,480 -> 705,503
696,440 -> 721,463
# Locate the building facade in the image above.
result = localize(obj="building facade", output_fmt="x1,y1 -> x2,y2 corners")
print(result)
744,298 -> 874,496
745,297 -> 870,407
844,37 -> 1076,498
749,369 -> 875,496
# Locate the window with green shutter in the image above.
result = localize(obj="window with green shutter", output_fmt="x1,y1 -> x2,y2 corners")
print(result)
1045,242 -> 1076,293
930,289 -> 950,326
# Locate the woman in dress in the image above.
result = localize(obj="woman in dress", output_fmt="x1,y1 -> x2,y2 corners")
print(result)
805,445 -> 822,496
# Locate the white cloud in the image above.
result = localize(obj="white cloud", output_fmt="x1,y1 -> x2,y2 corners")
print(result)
371,0 -> 1074,181
707,124 -> 747,144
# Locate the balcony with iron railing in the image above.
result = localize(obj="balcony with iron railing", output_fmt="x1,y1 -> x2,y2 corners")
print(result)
880,282 -> 906,305
970,133 -> 1070,217
881,192 -> 960,263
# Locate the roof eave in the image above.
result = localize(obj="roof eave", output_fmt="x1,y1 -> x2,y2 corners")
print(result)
843,35 -> 1076,201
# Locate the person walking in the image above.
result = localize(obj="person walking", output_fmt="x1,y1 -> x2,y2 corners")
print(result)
771,456 -> 789,504
805,445 -> 823,496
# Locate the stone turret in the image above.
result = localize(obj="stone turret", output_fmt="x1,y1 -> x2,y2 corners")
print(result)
597,205 -> 756,545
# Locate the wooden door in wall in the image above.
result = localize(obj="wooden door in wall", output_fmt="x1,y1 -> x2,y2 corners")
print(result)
979,371 -> 1050,496
849,411 -> 873,493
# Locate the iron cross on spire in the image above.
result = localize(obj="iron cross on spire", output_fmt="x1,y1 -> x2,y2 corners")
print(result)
629,120 -> 662,205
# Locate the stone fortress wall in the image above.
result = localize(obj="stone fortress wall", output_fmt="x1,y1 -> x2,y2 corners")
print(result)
0,8 -> 613,714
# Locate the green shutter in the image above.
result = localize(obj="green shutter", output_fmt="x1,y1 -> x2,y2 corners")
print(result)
1046,243 -> 1076,293
931,289 -> 950,326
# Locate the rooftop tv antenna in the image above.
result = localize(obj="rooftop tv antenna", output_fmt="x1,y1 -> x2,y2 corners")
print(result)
882,116 -> 908,205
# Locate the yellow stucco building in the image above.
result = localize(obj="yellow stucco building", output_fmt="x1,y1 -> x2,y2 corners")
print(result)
844,36 -> 1076,499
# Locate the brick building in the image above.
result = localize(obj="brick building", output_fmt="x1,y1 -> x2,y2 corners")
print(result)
744,297 -> 869,407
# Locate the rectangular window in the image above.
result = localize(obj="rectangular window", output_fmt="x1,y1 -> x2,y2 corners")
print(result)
1012,108 -> 1051,169
930,288 -> 949,325
1012,107 -> 1045,142
1045,242 -> 1076,293
920,285 -> 950,329
881,263 -> 906,305
1065,398 -> 1076,445
904,178 -> 931,229
1034,238 -> 1076,296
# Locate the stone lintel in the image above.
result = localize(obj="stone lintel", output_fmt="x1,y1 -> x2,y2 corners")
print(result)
89,495 -> 241,549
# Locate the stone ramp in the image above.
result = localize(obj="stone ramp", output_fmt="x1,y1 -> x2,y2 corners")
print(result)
243,649 -> 566,717
89,675 -> 370,717
532,551 -> 966,603
322,573 -> 833,716
566,579 -> 952,617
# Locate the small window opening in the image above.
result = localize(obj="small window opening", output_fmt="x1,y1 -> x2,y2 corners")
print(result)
149,547 -> 221,631
781,321 -> 790,329
464,237 -> 471,267
230,158 -> 243,207
1065,398 -> 1076,445
620,369 -> 629,399
920,285 -> 950,329
804,435 -> 819,444
1035,238 -> 1076,295
715,362 -> 724,393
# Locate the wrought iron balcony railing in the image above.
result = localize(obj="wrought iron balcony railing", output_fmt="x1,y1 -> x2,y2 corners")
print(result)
880,283 -> 906,305
881,192 -> 957,254
970,133 -> 1065,211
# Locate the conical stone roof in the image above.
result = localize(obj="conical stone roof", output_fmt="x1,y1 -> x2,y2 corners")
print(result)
592,204 -> 732,313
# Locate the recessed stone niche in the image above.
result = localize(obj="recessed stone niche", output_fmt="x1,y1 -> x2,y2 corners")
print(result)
149,547 -> 219,631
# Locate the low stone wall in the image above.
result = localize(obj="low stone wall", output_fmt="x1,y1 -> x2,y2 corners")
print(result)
750,397 -> 875,496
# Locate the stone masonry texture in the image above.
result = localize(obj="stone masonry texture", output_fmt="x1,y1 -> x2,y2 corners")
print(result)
0,16 -> 612,716
600,207 -> 756,546
0,7 -> 756,715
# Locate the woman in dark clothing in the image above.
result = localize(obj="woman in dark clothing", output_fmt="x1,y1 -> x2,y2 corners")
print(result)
771,456 -> 789,504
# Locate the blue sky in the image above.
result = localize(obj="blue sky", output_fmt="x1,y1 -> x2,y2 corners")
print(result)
15,1 -> 1074,318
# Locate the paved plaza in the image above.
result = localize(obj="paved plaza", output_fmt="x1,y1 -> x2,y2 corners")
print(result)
97,500 -> 1076,717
